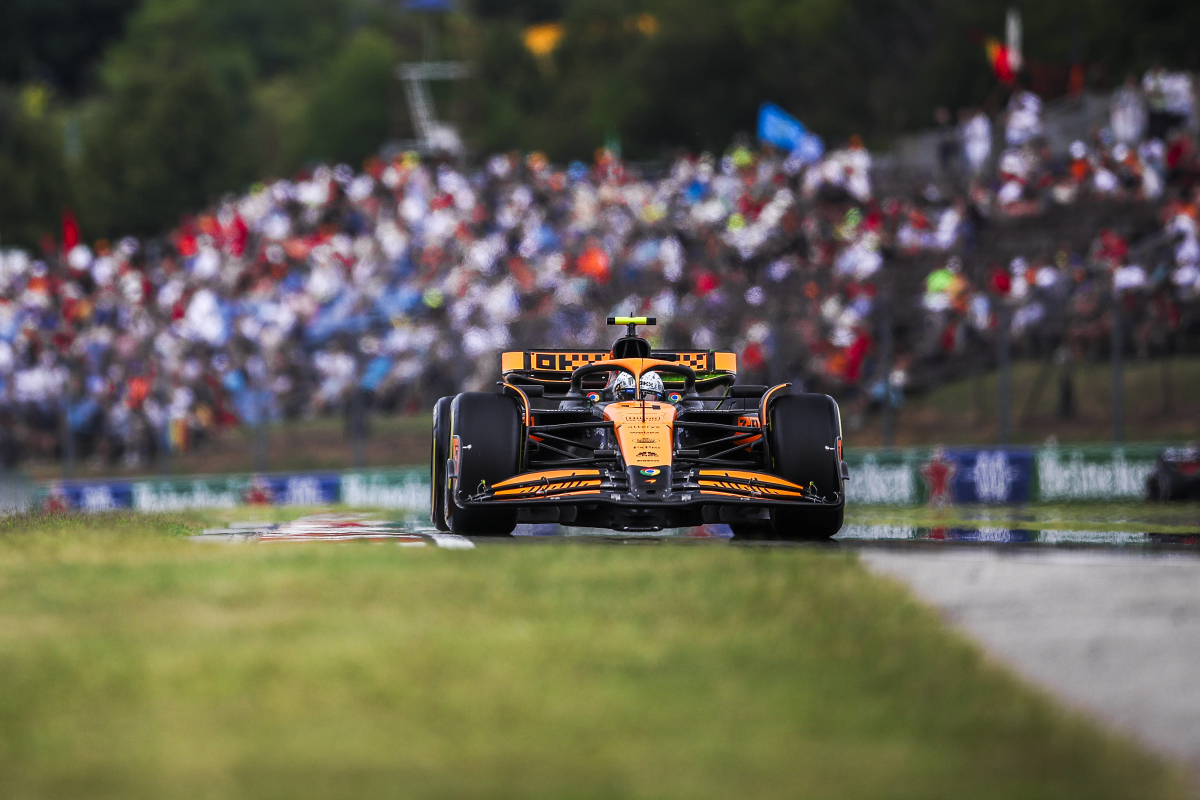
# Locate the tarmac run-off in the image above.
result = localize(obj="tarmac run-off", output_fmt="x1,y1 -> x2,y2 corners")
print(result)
860,548 -> 1200,784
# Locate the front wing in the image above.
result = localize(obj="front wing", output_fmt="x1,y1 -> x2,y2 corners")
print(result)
455,465 -> 840,530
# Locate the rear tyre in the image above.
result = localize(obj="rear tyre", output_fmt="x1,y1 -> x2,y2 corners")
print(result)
1145,473 -> 1162,502
767,393 -> 845,541
1147,468 -> 1181,502
430,396 -> 453,531
446,392 -> 521,536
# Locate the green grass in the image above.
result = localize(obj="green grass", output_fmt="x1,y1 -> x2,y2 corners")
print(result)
853,356 -> 1200,446
846,502 -> 1200,535
0,512 -> 1188,799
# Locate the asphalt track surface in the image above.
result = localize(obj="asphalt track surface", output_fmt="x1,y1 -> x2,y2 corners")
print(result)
194,514 -> 1200,781
860,547 -> 1200,786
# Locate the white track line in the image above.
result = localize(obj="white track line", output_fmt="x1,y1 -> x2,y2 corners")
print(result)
191,515 -> 474,549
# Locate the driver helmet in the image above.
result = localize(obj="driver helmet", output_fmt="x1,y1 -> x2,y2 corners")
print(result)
639,371 -> 665,401
610,371 -> 637,400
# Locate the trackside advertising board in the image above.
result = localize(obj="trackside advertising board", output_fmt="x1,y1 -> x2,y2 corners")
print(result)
842,444 -> 1159,505
17,444 -> 1164,512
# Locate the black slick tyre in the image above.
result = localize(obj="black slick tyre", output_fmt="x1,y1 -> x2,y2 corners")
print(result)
1147,468 -> 1181,502
729,521 -> 774,540
767,393 -> 845,541
430,396 -> 453,531
446,392 -> 521,536
1144,472 -> 1162,502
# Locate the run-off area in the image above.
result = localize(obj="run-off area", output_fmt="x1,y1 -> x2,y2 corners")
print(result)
0,505 -> 1195,799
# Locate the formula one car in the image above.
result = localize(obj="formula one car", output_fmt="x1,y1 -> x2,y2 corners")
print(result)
1145,445 -> 1200,501
430,317 -> 849,539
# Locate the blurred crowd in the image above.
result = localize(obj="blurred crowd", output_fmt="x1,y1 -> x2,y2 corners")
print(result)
0,68 -> 1198,468
916,69 -> 1200,397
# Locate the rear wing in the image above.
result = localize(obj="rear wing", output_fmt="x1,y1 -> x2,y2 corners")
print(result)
501,349 -> 737,391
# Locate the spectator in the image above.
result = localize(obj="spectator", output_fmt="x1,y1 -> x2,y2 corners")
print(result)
1110,76 -> 1148,145
0,75 -> 1198,469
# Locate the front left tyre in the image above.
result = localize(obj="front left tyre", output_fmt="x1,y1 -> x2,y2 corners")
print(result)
766,393 -> 845,541
446,392 -> 521,536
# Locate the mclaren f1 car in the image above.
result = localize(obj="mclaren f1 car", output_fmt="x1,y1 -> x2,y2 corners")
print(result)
430,317 -> 849,539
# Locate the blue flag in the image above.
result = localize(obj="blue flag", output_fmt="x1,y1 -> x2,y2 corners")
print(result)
758,102 -> 823,163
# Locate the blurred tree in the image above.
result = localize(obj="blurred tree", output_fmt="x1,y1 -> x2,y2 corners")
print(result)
103,0 -> 350,83
469,22 -> 553,153
74,60 -> 250,237
471,0 -> 567,23
467,0 -> 1200,159
0,88 -> 71,249
0,0 -> 140,94
70,0 -> 362,236
7,0 -> 1200,240
300,29 -> 396,166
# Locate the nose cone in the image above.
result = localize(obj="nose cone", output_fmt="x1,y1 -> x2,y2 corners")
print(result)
627,465 -> 672,499
603,401 -> 677,468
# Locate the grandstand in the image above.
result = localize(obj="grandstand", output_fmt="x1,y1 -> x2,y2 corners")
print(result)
0,75 -> 1197,472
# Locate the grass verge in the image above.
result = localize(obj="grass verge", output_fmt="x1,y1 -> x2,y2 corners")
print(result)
0,511 -> 1189,799
852,356 -> 1200,446
846,501 -> 1200,535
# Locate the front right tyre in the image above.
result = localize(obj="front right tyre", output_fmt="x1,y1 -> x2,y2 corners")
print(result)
430,396 -> 454,531
766,393 -> 845,541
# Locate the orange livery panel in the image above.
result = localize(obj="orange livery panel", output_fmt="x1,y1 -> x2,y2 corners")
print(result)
603,402 -> 676,467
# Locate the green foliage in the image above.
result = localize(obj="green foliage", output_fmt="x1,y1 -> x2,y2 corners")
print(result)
74,58 -> 251,237
7,0 -> 1200,238
71,0 -> 368,236
105,0 -> 348,83
467,0 -> 1200,159
0,0 -> 140,94
300,29 -> 397,167
0,88 -> 71,250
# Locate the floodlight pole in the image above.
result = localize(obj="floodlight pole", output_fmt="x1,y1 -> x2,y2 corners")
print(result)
394,61 -> 470,149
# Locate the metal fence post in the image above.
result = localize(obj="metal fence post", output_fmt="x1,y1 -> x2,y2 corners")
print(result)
880,288 -> 895,447
61,403 -> 74,481
160,418 -> 171,477
997,304 -> 1012,445
1111,292 -> 1125,443
253,385 -> 268,473
350,387 -> 366,468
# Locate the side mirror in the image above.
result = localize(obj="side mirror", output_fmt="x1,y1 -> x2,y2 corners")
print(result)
729,385 -> 768,398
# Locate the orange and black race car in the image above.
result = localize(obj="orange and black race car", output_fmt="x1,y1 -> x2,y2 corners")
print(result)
430,317 -> 849,539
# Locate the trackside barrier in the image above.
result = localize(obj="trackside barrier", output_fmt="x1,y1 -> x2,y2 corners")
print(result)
843,444 -> 1161,505
30,470 -> 427,513
14,444 -> 1171,512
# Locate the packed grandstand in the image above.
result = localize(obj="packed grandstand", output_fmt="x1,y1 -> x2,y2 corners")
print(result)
0,72 -> 1197,468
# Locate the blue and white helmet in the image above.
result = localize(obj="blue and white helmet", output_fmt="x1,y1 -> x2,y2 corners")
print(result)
639,371 -> 665,401
611,371 -> 637,400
